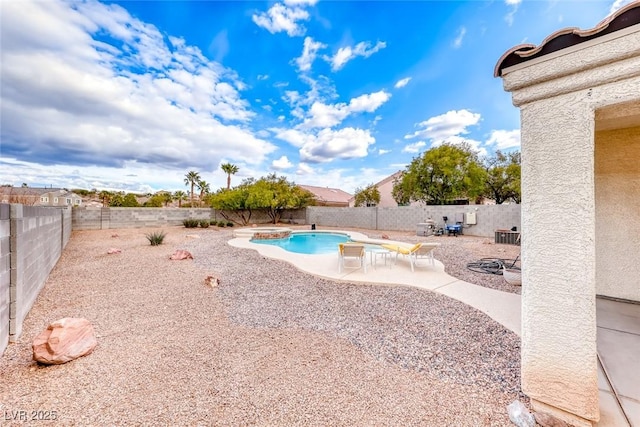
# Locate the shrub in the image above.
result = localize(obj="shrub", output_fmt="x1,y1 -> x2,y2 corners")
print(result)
217,220 -> 226,227
226,221 -> 234,227
199,220 -> 210,228
145,231 -> 167,246
183,218 -> 200,228
209,219 -> 217,225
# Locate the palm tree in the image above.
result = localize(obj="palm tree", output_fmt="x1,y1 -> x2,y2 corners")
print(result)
173,190 -> 187,208
221,163 -> 239,190
197,180 -> 210,207
184,171 -> 201,207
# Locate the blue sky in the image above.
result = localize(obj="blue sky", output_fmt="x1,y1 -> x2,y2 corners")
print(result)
0,0 -> 633,194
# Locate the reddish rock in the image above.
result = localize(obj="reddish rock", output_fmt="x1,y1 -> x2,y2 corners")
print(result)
170,250 -> 193,260
204,275 -> 220,287
534,412 -> 568,427
107,248 -> 122,254
381,234 -> 390,240
32,318 -> 97,365
111,233 -> 119,238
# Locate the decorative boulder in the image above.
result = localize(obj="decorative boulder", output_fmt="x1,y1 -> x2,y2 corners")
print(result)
33,318 -> 97,365
107,248 -> 122,254
170,250 -> 193,260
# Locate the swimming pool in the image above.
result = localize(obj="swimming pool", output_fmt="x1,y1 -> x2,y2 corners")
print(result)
252,232 -> 350,254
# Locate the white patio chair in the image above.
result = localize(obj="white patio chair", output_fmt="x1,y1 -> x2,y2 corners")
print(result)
381,242 -> 439,272
338,243 -> 367,273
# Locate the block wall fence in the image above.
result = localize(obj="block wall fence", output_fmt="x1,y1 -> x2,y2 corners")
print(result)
0,204 -> 72,355
306,204 -> 521,238
1,203 -> 518,355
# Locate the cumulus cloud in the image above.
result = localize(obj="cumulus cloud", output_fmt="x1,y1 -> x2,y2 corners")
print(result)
326,41 -> 386,71
609,0 -> 635,13
273,127 -> 375,163
296,162 -> 315,175
394,77 -> 411,89
1,0 -> 275,176
453,27 -> 466,49
405,109 -> 481,141
300,90 -> 391,129
285,0 -> 318,5
402,141 -> 427,154
295,37 -> 327,72
272,155 -> 294,170
486,129 -> 521,150
252,3 -> 310,37
378,149 -> 391,155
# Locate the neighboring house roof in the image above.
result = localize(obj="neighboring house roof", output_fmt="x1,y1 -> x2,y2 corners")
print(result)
347,171 -> 403,203
298,185 -> 353,205
494,1 -> 640,77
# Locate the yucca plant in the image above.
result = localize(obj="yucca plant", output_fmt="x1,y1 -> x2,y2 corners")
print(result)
145,231 -> 167,246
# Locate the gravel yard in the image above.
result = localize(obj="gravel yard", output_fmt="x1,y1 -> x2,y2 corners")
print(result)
1,226 -> 524,426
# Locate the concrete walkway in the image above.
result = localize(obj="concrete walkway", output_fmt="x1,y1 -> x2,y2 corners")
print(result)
229,230 -> 522,336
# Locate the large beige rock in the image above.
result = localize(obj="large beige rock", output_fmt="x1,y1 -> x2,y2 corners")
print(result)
32,318 -> 97,365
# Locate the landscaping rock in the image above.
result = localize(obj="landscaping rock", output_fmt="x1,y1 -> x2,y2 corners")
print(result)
107,248 -> 122,254
508,400 -> 535,427
170,250 -> 193,260
32,318 -> 97,365
204,275 -> 220,287
534,412 -> 569,427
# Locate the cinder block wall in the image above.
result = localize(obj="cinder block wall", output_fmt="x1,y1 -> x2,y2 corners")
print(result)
0,204 -> 10,355
307,204 -> 521,238
7,205 -> 71,347
72,207 -> 307,229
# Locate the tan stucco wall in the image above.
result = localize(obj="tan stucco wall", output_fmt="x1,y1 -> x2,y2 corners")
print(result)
501,24 -> 640,425
519,96 -> 599,424
377,177 -> 398,207
595,126 -> 640,301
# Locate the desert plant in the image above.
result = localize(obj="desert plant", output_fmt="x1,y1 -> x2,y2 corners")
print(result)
226,221 -> 234,227
217,220 -> 226,227
145,231 -> 167,246
183,218 -> 200,228
199,220 -> 210,228
209,219 -> 217,225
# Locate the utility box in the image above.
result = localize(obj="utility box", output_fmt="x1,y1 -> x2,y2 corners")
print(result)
495,230 -> 521,245
466,211 -> 477,225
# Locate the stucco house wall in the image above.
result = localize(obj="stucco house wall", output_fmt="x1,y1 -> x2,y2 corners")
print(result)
595,125 -> 640,301
497,8 -> 640,426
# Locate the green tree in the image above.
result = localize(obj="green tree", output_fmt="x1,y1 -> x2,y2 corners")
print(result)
353,184 -> 381,207
121,193 -> 140,207
209,175 -> 314,225
184,171 -> 201,207
393,142 -> 486,205
144,194 -> 164,207
209,178 -> 255,225
173,190 -> 187,207
246,174 -> 315,224
483,150 -> 521,204
221,163 -> 239,190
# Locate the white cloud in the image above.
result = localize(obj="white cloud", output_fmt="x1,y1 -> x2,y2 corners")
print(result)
431,136 -> 487,157
486,129 -> 521,150
326,41 -> 387,71
300,90 -> 391,129
296,162 -> 315,175
272,155 -> 294,170
405,109 -> 481,141
402,141 -> 427,154
378,149 -> 391,155
295,37 -> 327,72
1,0 -> 276,176
453,27 -> 467,49
394,77 -> 411,89
609,0 -> 635,14
257,74 -> 269,80
284,0 -> 318,6
300,127 -> 375,163
504,0 -> 521,26
252,3 -> 310,37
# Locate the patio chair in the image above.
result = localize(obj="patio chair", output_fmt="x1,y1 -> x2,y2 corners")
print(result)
338,243 -> 367,273
381,242 -> 439,272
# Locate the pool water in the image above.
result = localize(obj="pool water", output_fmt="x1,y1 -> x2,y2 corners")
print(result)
252,232 -> 350,254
